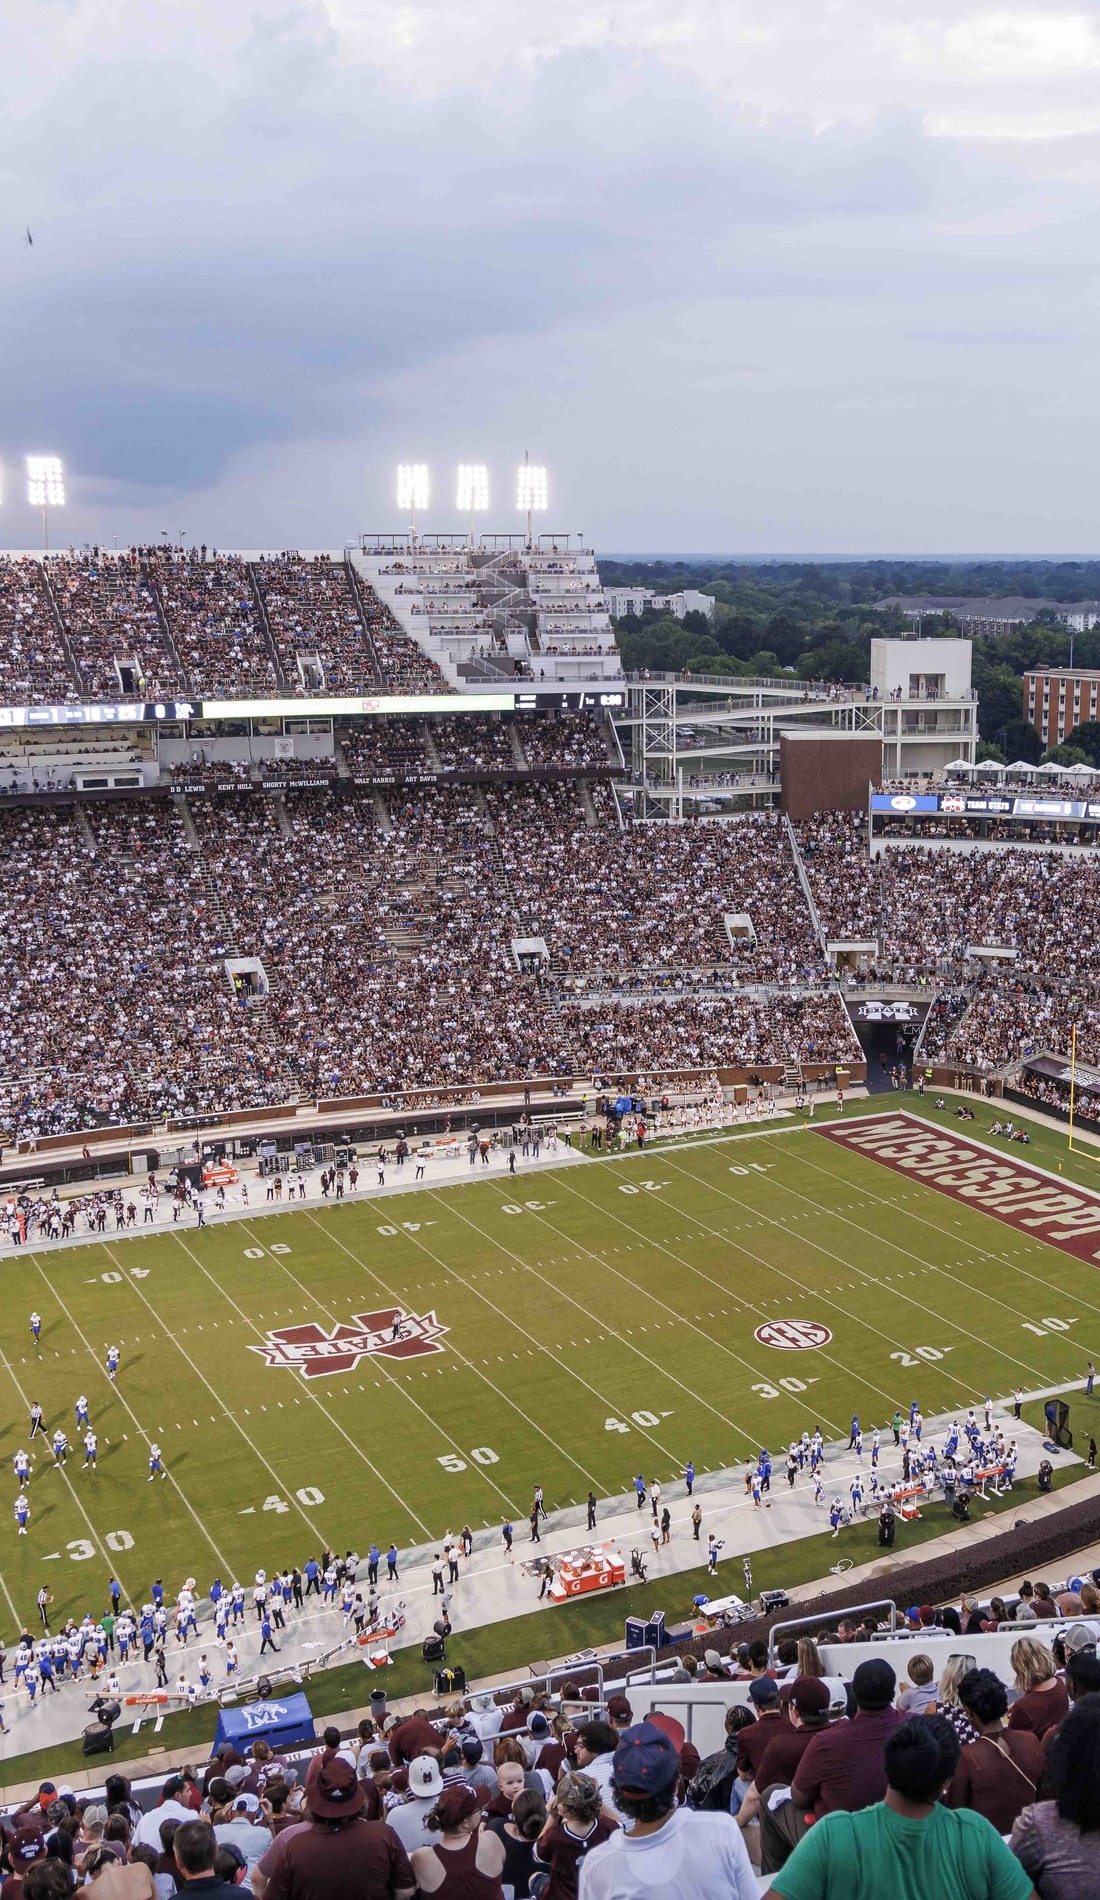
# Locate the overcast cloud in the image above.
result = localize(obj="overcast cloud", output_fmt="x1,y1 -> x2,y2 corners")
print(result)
0,0 -> 1098,553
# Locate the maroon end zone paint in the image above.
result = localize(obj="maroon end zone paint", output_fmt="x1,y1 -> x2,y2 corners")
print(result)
816,1113 -> 1100,1267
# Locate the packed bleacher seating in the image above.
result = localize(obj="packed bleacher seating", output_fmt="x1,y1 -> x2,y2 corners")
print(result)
432,715 -> 517,771
340,721 -> 431,777
560,992 -> 860,1073
0,802 -> 288,1142
254,555 -> 377,693
515,710 -> 612,768
0,557 -> 78,701
149,549 -> 280,695
48,552 -> 181,698
494,794 -> 827,983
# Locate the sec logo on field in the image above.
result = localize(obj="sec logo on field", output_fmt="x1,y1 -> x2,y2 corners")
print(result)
754,1320 -> 833,1351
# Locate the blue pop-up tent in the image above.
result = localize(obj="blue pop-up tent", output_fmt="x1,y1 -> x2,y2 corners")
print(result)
212,1691 -> 315,1754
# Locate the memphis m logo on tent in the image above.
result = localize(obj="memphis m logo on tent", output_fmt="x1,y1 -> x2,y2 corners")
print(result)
249,1307 -> 448,1379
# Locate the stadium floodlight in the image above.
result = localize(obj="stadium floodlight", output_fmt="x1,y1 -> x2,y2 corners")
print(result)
396,463 -> 429,542
456,463 -> 489,544
516,454 -> 548,547
26,456 -> 65,549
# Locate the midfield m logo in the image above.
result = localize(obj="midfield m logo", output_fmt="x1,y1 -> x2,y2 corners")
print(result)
249,1308 -> 448,1379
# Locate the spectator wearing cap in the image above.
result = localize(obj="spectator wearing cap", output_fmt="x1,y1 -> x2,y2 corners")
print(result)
760,1660 -> 903,1872
528,1711 -> 568,1783
578,1721 -> 756,1900
410,1785 -> 507,1896
380,1756 -> 446,1856
251,1756 -> 413,1900
734,1677 -> 788,1781
701,1649 -> 728,1680
771,1716 -> 1033,1900
458,1737 -> 498,1796
134,1782 -> 197,1852
605,1694 -> 632,1734
945,1669 -> 1043,1836
212,1793 -> 272,1875
742,1679 -> 832,1857
464,1695 -> 503,1743
3,1829 -> 47,1896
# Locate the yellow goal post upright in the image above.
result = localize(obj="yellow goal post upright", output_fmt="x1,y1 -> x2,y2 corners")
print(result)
1068,1022 -> 1078,1152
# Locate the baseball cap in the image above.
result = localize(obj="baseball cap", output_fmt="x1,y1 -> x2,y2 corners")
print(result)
748,1677 -> 779,1706
703,1649 -> 723,1671
647,1711 -> 686,1753
407,1756 -> 444,1798
528,1713 -> 551,1737
1064,1624 -> 1097,1654
789,1676 -> 831,1719
611,1721 -> 681,1795
606,1694 -> 633,1723
460,1737 -> 484,1764
225,1765 -> 250,1789
233,1793 -> 261,1815
11,1831 -> 46,1866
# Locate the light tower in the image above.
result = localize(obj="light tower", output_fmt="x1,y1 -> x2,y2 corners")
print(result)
396,463 -> 429,546
456,464 -> 489,548
516,452 -> 547,550
26,456 -> 65,550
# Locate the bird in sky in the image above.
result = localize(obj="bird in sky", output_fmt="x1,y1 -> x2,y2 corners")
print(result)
24,227 -> 33,247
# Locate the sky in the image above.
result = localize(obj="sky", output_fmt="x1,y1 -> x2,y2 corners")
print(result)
1,1 -> 1098,555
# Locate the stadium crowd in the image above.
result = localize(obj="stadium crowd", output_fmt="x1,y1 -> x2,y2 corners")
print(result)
6,1606 -> 1100,1898
148,553 -> 280,697
0,558 -> 77,703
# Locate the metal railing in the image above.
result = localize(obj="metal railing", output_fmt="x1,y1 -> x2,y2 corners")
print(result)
766,1598 -> 898,1663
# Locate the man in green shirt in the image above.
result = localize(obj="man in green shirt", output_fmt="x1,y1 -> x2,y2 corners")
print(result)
772,1717 -> 1037,1900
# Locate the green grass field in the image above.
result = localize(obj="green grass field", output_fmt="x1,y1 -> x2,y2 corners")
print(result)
4,1095 -> 1100,1635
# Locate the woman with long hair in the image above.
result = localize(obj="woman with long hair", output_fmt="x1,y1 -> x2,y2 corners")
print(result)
1011,1696 -> 1100,1896
410,1785 -> 506,1897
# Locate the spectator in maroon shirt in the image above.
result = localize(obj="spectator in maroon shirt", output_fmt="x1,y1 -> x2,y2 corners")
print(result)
387,1714 -> 443,1768
254,1757 -> 413,1900
735,1678 -> 789,1781
739,1678 -> 832,1853
759,1657 -> 902,1872
1007,1638 -> 1070,1741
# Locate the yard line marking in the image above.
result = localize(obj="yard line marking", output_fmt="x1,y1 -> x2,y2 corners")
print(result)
425,1194 -> 758,1461
0,1334 -> 117,1626
84,1243 -> 336,1549
165,1235 -> 430,1543
495,1179 -> 846,1438
234,1222 -> 522,1520
26,1251 -> 235,1587
651,1146 -> 1055,1395
304,1210 -> 609,1492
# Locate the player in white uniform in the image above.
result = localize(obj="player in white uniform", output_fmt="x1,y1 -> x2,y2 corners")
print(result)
82,1431 -> 98,1471
52,1430 -> 68,1467
15,1495 -> 30,1535
30,1313 -> 41,1346
107,1346 -> 120,1381
13,1451 -> 29,1488
148,1442 -> 165,1481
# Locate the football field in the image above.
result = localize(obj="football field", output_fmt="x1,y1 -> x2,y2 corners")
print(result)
4,1100 -> 1100,1631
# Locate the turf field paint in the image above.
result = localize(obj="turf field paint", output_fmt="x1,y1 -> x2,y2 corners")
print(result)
818,1114 -> 1100,1266
249,1307 -> 448,1378
754,1321 -> 833,1350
